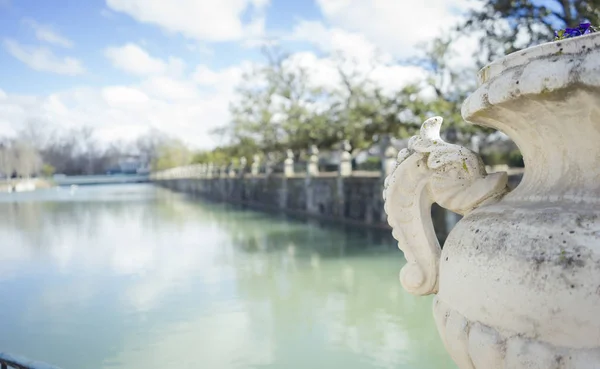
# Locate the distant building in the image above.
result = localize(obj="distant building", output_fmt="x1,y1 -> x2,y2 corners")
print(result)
106,155 -> 150,175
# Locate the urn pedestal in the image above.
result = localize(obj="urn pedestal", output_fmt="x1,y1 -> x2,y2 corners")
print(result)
384,32 -> 600,368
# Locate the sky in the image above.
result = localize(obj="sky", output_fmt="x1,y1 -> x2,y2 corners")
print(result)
0,0 -> 477,150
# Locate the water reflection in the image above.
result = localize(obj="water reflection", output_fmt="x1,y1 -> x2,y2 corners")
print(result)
0,184 -> 455,369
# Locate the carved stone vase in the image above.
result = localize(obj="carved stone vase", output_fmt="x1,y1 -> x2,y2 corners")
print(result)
384,32 -> 600,368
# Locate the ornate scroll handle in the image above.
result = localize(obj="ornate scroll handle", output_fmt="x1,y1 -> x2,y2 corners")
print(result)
383,117 -> 510,295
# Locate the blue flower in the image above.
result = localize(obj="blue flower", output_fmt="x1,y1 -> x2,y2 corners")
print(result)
554,22 -> 597,40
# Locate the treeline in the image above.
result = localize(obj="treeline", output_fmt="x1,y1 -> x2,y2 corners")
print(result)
0,124 -> 188,178
6,0 -> 597,176
186,0 -> 600,168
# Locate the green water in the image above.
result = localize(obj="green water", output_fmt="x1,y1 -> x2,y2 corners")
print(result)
0,184 -> 456,369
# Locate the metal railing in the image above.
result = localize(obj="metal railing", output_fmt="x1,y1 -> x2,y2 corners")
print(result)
0,353 -> 62,369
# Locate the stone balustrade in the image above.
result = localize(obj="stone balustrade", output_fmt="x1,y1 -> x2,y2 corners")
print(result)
151,143 -> 524,242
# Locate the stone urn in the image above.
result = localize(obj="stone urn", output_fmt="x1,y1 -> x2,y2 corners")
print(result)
383,31 -> 600,368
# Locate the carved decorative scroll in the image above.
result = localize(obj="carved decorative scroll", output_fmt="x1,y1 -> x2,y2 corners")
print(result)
383,117 -> 509,295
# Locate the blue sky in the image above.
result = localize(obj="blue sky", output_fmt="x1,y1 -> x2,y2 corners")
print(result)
0,0 -> 472,149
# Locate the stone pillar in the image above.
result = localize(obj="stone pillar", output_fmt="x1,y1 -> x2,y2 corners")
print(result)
207,163 -> 214,179
239,157 -> 247,177
381,136 -> 398,177
228,160 -> 236,178
239,157 -> 247,202
338,140 -> 352,177
265,153 -> 275,177
305,145 -> 319,214
251,154 -> 260,176
307,145 -> 319,177
284,149 -> 294,178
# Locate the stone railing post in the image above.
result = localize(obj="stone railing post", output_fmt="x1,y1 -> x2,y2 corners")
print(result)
237,157 -> 247,202
251,154 -> 260,176
338,140 -> 352,177
228,160 -> 236,178
305,144 -> 319,214
265,153 -> 274,177
239,157 -> 247,178
336,140 -> 352,218
207,163 -> 214,179
284,149 -> 294,178
307,145 -> 319,177
201,163 -> 208,178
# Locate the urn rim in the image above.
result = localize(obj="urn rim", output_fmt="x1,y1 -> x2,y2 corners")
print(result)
477,32 -> 600,85
462,31 -> 600,122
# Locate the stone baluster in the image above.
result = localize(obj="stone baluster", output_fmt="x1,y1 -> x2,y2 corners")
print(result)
339,140 -> 352,177
307,145 -> 319,177
207,163 -> 214,179
251,154 -> 260,176
265,153 -> 275,177
228,160 -> 236,178
284,150 -> 294,177
239,157 -> 247,178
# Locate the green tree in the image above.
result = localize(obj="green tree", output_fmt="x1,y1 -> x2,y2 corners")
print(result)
221,45 -> 339,154
461,0 -> 600,65
41,164 -> 55,177
152,139 -> 192,170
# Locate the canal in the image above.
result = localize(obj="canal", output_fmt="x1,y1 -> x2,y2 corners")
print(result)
0,184 -> 456,369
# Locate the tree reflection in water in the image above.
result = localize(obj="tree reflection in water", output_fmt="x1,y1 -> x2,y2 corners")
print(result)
0,184 -> 455,369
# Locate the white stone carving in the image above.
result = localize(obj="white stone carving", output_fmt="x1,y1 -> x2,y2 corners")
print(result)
383,116 -> 509,296
384,32 -> 600,368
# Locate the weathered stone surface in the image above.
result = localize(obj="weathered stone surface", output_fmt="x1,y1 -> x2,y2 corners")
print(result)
385,32 -> 600,368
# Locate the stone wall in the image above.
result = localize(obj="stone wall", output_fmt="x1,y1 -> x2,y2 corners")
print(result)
156,172 -> 522,245
156,174 -> 389,226
154,166 -> 524,244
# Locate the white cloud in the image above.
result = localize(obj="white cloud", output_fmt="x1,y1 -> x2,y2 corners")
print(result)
313,0 -> 473,57
186,42 -> 214,56
104,43 -> 185,76
0,59 -> 250,149
102,86 -> 150,106
22,17 -> 74,48
287,28 -> 429,97
105,0 -> 269,42
3,38 -> 85,76
192,63 -> 247,92
140,76 -> 199,101
290,21 -> 380,63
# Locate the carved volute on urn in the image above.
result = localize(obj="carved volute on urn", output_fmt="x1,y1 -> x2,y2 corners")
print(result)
384,32 -> 600,368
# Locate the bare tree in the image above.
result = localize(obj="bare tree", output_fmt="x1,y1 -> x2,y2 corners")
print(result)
0,141 -> 15,180
12,140 -> 42,178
